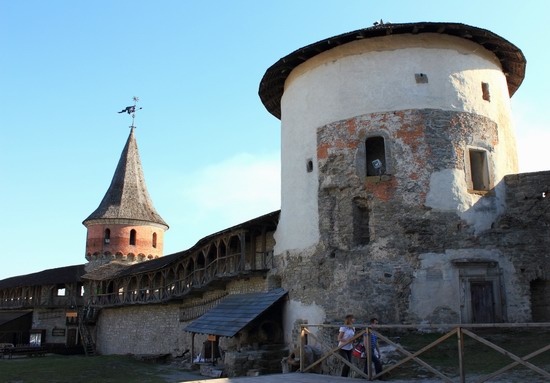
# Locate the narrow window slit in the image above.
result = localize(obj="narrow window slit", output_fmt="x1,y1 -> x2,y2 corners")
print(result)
482,82 -> 491,101
415,73 -> 428,84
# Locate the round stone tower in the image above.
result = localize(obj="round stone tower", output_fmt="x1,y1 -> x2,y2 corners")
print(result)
259,22 -> 527,325
83,127 -> 168,271
260,22 -> 525,254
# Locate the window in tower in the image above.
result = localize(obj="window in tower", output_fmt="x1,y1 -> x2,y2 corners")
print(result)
415,73 -> 428,84
366,136 -> 386,176
306,158 -> 313,173
152,232 -> 157,248
130,229 -> 136,246
468,148 -> 490,192
352,198 -> 370,246
104,228 -> 111,244
482,82 -> 491,102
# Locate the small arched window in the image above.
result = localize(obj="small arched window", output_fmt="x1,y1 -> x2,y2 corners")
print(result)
104,228 -> 111,244
129,229 -> 136,246
152,232 -> 157,248
366,136 -> 386,176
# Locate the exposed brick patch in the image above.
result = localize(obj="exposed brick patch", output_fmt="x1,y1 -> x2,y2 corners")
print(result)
294,108 -> 508,322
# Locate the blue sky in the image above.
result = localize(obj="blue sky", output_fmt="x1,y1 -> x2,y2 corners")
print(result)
1,0 -> 549,280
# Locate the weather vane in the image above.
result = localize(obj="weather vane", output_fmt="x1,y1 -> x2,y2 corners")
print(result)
118,96 -> 143,129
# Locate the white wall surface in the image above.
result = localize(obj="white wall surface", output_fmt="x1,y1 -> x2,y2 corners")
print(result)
275,33 -> 518,253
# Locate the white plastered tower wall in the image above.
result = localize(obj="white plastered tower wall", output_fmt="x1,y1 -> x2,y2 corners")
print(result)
274,33 -> 518,255
260,23 -> 529,337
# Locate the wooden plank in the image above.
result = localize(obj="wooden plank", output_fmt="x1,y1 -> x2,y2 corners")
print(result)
376,329 -> 456,383
184,373 -> 365,383
462,328 -> 550,380
474,343 -> 550,383
457,327 -> 465,383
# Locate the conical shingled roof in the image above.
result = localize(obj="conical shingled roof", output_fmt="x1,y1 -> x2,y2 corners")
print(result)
83,128 -> 168,229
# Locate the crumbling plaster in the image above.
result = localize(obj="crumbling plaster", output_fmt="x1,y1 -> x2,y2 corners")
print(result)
275,33 -> 517,255
283,299 -> 326,345
408,249 -> 521,321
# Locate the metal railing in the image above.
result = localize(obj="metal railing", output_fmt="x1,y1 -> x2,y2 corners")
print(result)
299,323 -> 550,382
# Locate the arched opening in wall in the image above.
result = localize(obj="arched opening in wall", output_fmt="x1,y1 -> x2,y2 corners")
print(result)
151,272 -> 163,300
228,235 -> 242,272
196,254 -> 206,285
130,229 -> 136,246
152,232 -> 157,248
175,263 -> 185,294
352,198 -> 370,246
219,240 -> 228,274
106,281 -> 115,298
23,287 -> 32,303
128,276 -> 139,301
206,244 -> 217,277
166,268 -> 176,295
530,278 -> 550,322
104,228 -> 111,244
244,231 -> 256,271
185,259 -> 195,289
366,136 -> 386,176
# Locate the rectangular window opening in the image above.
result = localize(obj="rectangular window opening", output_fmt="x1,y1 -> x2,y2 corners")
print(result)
56,286 -> 66,297
469,149 -> 490,191
352,199 -> 370,246
366,137 -> 386,176
482,82 -> 491,102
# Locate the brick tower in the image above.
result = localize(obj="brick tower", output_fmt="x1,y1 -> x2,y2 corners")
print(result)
83,126 -> 168,271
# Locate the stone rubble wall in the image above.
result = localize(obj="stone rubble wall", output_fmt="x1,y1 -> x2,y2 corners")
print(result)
94,276 -> 273,356
272,109 -> 550,327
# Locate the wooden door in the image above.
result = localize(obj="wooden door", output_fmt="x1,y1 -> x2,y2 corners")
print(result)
471,281 -> 495,323
66,328 -> 78,347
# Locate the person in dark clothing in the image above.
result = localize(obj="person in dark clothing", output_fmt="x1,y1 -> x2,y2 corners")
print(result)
364,317 -> 383,377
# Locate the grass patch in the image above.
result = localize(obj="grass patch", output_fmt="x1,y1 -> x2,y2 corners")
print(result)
0,355 -> 201,383
379,328 -> 550,380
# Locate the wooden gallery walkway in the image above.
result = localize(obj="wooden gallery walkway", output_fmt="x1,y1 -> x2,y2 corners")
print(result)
184,373 -> 365,383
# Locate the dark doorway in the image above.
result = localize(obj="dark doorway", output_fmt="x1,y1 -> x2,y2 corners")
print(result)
352,198 -> 370,246
530,278 -> 550,322
471,281 -> 495,323
67,328 -> 78,347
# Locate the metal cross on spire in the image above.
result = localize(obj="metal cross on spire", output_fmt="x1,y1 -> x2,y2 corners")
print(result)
118,96 -> 143,129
